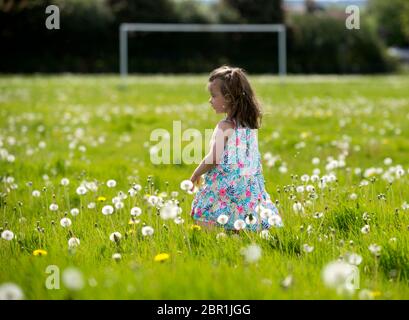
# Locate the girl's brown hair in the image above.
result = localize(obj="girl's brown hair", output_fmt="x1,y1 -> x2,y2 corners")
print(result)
209,65 -> 262,129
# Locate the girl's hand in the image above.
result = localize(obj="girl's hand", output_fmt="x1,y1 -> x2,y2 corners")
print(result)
189,174 -> 202,191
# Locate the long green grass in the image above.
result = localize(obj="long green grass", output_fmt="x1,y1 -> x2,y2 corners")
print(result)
1,74 -> 409,299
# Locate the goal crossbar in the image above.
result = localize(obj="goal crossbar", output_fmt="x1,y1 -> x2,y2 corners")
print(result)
119,23 -> 286,77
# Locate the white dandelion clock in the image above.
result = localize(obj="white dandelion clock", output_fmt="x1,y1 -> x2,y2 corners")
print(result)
347,253 -> 363,266
70,208 -> 80,216
384,157 -> 392,166
62,267 -> 84,291
49,203 -> 59,211
303,244 -> 314,253
180,180 -> 193,191
130,207 -> 142,217
109,232 -> 122,242
141,226 -> 154,236
245,215 -> 258,225
361,224 -> 370,234
306,184 -> 315,192
128,188 -> 137,197
368,243 -> 381,256
268,215 -> 282,227
87,202 -> 96,209
322,260 -> 358,294
112,253 -> 122,261
240,244 -> 262,264
106,179 -> 117,188
102,205 -> 114,215
0,283 -> 24,300
114,201 -> 124,210
233,219 -> 246,230
133,184 -> 142,192
32,190 -> 41,197
60,217 -> 72,228
160,203 -> 178,220
68,237 -> 80,248
1,230 -> 14,241
301,174 -> 310,182
60,178 -> 70,186
217,214 -> 229,225
112,196 -> 121,204
292,202 -> 304,214
76,186 -> 87,195
147,195 -> 159,206
311,174 -> 320,182
281,275 -> 294,290
313,212 -> 324,219
260,208 -> 272,219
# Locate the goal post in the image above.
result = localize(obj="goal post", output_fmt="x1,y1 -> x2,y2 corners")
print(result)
119,23 -> 287,78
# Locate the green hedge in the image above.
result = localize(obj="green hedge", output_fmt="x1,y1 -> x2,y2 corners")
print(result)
0,0 -> 396,74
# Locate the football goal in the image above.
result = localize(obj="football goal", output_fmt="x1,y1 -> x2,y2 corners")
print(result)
119,23 -> 286,78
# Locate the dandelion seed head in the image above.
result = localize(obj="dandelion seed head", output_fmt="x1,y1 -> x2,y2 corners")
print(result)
141,226 -> 154,236
130,207 -> 142,217
109,232 -> 122,242
106,179 -> 117,188
180,180 -> 193,191
233,219 -> 246,230
0,283 -> 24,300
68,237 -> 80,248
60,217 -> 72,228
240,244 -> 262,263
62,267 -> 84,291
102,205 -> 114,215
1,230 -> 14,241
70,208 -> 80,216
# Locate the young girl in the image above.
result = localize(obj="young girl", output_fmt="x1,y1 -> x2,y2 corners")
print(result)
189,65 -> 283,232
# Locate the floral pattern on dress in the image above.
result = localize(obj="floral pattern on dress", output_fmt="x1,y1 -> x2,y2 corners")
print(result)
191,119 -> 283,231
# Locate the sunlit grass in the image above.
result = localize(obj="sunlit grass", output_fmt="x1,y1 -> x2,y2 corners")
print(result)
0,74 -> 409,299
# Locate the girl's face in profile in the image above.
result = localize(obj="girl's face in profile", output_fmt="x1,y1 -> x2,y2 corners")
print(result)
208,79 -> 228,114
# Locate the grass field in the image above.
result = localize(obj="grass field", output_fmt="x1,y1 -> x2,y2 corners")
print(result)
1,74 -> 409,299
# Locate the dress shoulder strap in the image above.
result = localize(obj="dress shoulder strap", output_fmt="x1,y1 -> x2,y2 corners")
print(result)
222,117 -> 236,129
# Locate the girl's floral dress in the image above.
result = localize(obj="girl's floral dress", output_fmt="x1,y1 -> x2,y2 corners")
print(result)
191,118 -> 283,231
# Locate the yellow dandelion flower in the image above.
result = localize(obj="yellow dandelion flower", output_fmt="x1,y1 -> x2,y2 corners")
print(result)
154,253 -> 170,262
191,224 -> 201,231
371,291 -> 382,298
33,249 -> 48,256
300,131 -> 310,139
97,196 -> 106,202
